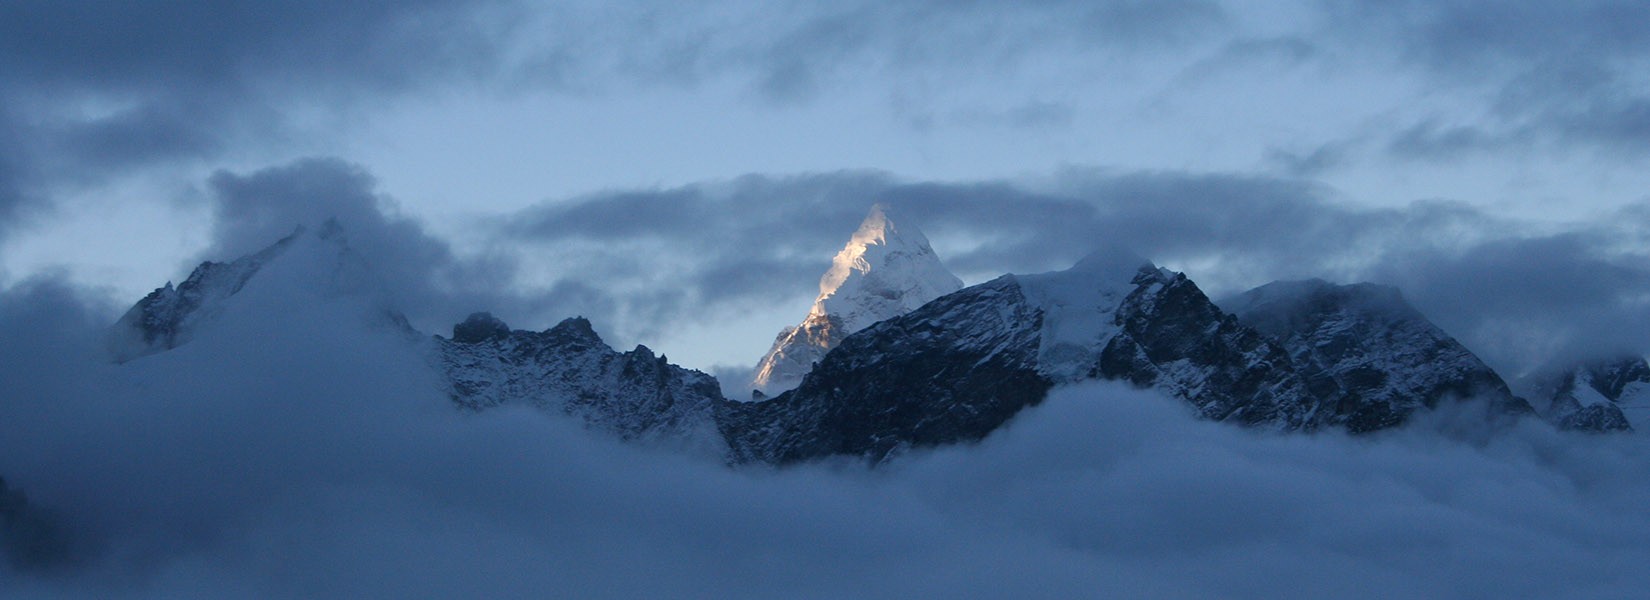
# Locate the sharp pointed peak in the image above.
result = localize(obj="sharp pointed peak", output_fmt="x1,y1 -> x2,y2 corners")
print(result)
845,203 -> 903,246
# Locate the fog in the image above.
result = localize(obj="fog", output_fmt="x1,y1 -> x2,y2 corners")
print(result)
3,243 -> 1649,598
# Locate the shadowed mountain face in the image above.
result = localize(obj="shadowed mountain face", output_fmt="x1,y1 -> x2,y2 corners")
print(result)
722,255 -> 1338,465
1226,280 -> 1533,433
723,276 -> 1051,464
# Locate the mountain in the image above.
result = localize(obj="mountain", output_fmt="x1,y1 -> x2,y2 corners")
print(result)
105,220 -> 1587,471
720,250 -> 1326,465
749,204 -> 962,397
105,220 -> 402,362
1224,280 -> 1533,432
438,312 -> 727,451
1522,355 -> 1648,432
107,229 -> 301,361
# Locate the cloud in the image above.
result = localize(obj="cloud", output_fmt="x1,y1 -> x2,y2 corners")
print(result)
4,265 -> 1650,598
579,0 -> 1231,104
1367,227 -> 1650,376
0,0 -> 515,241
201,157 -> 528,335
1323,0 -> 1650,160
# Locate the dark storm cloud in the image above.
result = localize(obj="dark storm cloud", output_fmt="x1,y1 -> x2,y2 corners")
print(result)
0,0 -> 513,239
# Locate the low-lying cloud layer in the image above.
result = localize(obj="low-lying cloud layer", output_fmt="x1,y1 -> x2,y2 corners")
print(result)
3,263 -> 1649,598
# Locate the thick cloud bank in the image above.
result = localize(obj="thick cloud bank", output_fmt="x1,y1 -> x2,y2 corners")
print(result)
3,252 -> 1649,598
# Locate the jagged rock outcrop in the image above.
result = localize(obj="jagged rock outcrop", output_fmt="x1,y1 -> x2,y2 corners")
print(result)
750,204 -> 962,397
1226,280 -> 1533,432
1093,269 -> 1320,429
438,313 -> 727,449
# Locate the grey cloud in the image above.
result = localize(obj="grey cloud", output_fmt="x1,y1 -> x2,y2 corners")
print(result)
1326,1 -> 1650,72
565,0 -> 1232,106
1553,97 -> 1650,153
950,101 -> 1077,130
0,0 -> 514,240
1174,36 -> 1322,86
1266,140 -> 1356,177
1370,230 -> 1650,374
1385,119 -> 1515,161
1323,0 -> 1650,159
202,157 -> 527,336
0,1 -> 509,94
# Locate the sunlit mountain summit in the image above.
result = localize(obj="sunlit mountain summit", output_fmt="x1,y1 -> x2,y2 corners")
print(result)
749,204 -> 962,397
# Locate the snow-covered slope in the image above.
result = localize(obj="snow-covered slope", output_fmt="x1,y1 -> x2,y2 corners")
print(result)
722,249 -> 1323,464
749,204 -> 962,396
1226,279 -> 1532,432
439,313 -> 727,452
1522,356 -> 1648,432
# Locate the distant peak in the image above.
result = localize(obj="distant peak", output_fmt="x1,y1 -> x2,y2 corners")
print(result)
452,312 -> 511,343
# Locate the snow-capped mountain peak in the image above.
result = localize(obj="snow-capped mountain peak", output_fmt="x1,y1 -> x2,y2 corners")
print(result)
750,204 -> 962,396
808,203 -> 963,332
1014,247 -> 1163,383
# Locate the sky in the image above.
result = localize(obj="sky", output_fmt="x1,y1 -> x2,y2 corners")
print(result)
3,1 -> 1649,377
4,2 -> 1650,595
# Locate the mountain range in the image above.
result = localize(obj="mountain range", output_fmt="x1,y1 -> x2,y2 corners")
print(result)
104,207 -> 1641,467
